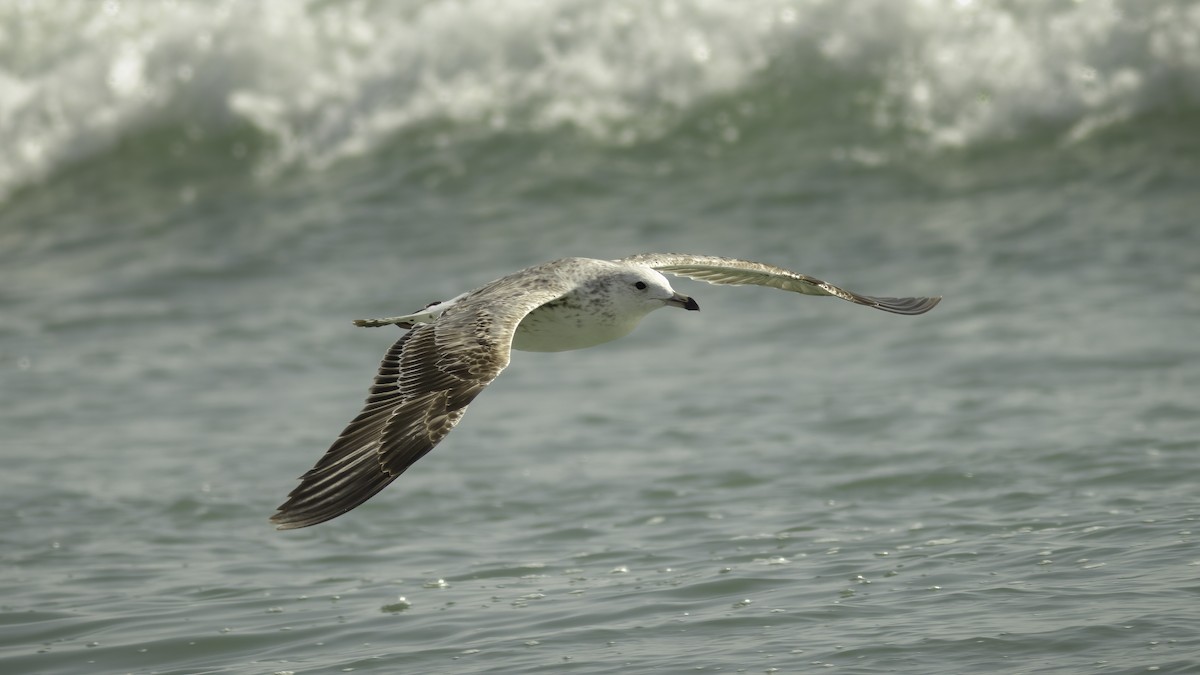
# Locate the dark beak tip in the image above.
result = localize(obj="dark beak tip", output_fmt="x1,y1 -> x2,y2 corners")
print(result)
684,297 -> 700,311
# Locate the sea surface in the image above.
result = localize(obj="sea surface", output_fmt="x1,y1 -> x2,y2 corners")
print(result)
3,1 -> 1200,673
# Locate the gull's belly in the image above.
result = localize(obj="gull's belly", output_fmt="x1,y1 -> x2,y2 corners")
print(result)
511,303 -> 639,352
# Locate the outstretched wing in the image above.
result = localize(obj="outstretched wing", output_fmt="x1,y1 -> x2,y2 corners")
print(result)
271,272 -> 571,529
617,253 -> 940,315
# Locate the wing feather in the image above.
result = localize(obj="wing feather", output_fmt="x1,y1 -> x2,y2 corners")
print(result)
271,268 -> 571,529
618,253 -> 940,315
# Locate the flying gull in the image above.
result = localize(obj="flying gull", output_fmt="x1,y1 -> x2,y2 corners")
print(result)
271,254 -> 940,529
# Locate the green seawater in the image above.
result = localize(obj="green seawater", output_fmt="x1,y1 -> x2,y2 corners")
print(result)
3,2 -> 1199,673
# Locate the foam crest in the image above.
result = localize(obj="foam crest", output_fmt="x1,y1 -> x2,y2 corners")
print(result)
0,0 -> 798,199
2,0 -> 1199,199
871,0 -> 1200,146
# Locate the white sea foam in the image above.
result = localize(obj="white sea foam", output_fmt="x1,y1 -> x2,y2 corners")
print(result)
2,0 -> 1198,200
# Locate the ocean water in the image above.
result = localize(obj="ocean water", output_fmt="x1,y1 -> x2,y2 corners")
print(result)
3,1 -> 1200,673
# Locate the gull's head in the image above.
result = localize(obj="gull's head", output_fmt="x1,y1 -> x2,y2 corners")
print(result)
615,267 -> 700,313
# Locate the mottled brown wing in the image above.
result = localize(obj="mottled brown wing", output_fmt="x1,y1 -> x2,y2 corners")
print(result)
618,253 -> 941,315
271,272 -> 571,529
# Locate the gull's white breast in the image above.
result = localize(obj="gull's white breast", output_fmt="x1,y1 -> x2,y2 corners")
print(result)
512,294 -> 645,352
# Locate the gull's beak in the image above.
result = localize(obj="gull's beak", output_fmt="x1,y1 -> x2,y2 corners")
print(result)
666,292 -> 700,311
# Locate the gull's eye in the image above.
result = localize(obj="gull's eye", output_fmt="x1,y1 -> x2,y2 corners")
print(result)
634,281 -> 647,290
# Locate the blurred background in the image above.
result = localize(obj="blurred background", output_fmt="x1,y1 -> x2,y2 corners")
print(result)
2,1 -> 1198,673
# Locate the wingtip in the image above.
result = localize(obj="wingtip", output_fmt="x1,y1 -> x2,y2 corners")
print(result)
268,510 -> 299,530
269,510 -> 324,530
866,295 -> 942,315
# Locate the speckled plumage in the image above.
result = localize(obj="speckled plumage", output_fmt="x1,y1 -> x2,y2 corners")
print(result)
271,254 -> 939,529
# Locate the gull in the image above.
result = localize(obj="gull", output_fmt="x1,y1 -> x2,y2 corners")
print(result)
271,254 -> 940,529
